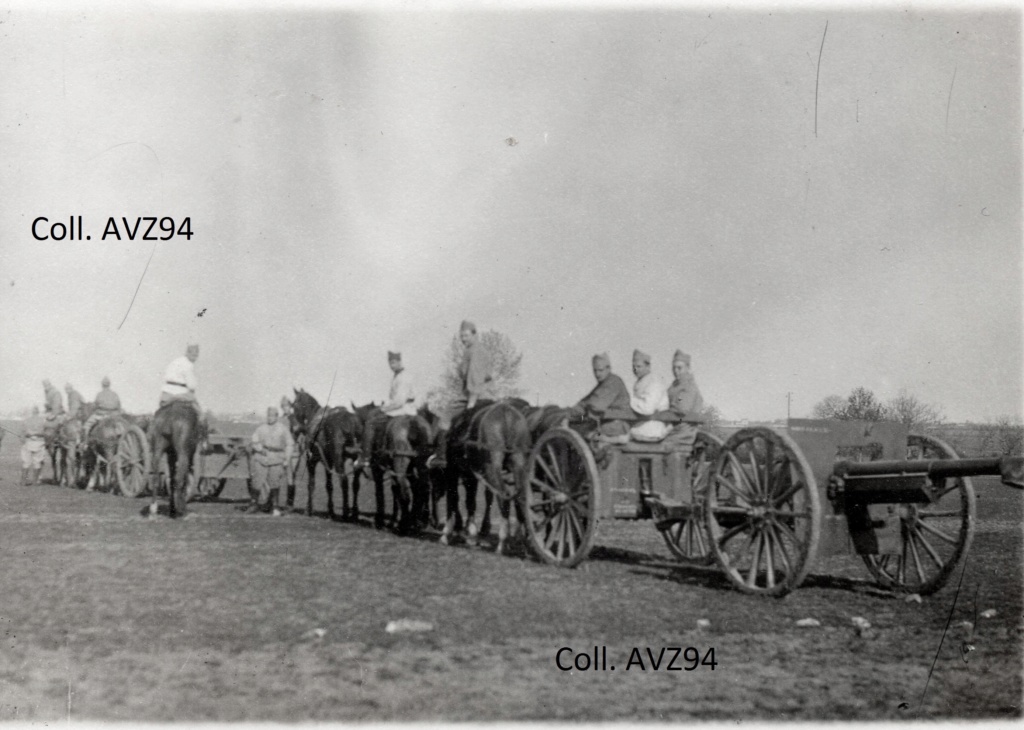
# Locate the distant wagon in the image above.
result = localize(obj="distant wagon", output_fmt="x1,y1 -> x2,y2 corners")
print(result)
521,417 -> 1022,597
191,432 -> 254,501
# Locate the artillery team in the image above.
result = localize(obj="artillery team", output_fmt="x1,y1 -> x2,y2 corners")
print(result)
16,317 -> 705,522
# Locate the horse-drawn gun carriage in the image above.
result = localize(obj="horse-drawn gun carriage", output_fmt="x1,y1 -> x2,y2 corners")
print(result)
66,412 -> 151,496
518,415 -> 1023,597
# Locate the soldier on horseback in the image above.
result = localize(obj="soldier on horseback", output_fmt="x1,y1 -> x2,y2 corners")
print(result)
65,383 -> 85,420
83,377 -> 122,437
160,344 -> 201,412
354,351 -> 417,472
435,320 -> 495,468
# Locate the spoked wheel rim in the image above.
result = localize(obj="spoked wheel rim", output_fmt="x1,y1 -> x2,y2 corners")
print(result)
523,428 -> 599,568
706,427 -> 821,596
661,430 -> 723,565
116,424 -> 151,497
862,433 -> 975,595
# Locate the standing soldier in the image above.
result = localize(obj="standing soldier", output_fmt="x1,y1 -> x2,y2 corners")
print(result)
160,344 -> 200,411
65,383 -> 85,420
20,406 -> 47,485
249,406 -> 295,515
355,351 -> 417,471
84,377 -> 122,437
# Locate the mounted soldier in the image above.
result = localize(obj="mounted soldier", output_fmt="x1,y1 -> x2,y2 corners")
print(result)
160,344 -> 201,412
355,350 -> 417,473
84,377 -> 122,437
65,383 -> 85,420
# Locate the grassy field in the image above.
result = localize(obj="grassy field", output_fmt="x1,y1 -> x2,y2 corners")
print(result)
0,420 -> 1020,722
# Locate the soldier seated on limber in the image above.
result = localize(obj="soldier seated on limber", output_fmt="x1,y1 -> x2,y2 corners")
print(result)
566,352 -> 632,445
661,349 -> 705,457
83,376 -> 122,437
434,320 -> 494,468
628,349 -> 670,443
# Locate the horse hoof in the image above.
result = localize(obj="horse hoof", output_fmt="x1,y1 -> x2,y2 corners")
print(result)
439,534 -> 450,546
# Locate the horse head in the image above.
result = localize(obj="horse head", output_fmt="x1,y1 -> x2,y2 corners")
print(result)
290,389 -> 321,432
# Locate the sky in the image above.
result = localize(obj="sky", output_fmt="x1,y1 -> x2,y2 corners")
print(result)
0,1 -> 1020,422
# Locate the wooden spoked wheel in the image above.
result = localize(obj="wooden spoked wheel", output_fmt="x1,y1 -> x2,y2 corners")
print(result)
660,430 -> 723,565
861,433 -> 976,595
523,428 -> 599,568
706,427 -> 821,596
115,423 -> 151,497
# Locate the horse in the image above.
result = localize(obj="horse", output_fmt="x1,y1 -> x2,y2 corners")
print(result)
287,388 -> 371,520
147,401 -> 201,518
440,399 -> 532,555
366,405 -> 444,534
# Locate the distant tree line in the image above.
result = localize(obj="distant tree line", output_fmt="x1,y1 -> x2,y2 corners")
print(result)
811,386 -> 1022,456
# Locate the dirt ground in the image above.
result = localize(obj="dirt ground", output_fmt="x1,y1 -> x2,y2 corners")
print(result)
0,423 -> 1020,722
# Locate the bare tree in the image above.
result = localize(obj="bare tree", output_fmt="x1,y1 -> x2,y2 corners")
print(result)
884,389 -> 945,431
811,387 -> 887,421
812,394 -> 847,420
425,329 -> 524,412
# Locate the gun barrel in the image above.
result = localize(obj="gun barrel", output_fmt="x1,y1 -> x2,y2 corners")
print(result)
837,455 -> 1023,487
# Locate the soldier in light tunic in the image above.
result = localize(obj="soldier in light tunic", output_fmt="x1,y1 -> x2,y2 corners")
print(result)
42,380 -> 65,444
20,406 -> 47,485
249,406 -> 295,515
435,320 -> 494,467
160,344 -> 200,411
356,351 -> 417,471
629,349 -> 670,442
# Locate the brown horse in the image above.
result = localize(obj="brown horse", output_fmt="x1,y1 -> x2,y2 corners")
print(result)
53,416 -> 84,487
367,405 -> 444,534
147,401 -> 201,518
440,399 -> 532,555
287,389 -> 371,520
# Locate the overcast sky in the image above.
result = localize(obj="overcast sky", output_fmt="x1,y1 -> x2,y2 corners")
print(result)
0,2 -> 1020,422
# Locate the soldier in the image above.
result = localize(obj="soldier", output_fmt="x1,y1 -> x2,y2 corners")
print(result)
160,344 -> 200,411
629,349 -> 670,442
456,320 -> 493,413
84,377 -> 122,437
249,406 -> 295,515
65,383 -> 85,420
355,351 -> 417,471
434,320 -> 494,468
20,406 -> 47,485
566,353 -> 633,442
663,350 -> 705,455
41,380 -> 65,447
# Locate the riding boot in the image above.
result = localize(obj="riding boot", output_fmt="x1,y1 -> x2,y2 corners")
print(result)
29,468 -> 39,486
21,468 -> 29,486
286,483 -> 296,510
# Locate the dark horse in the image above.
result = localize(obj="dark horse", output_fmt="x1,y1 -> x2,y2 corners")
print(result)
440,399 -> 532,555
366,405 -> 444,534
287,388 -> 371,520
147,401 -> 201,518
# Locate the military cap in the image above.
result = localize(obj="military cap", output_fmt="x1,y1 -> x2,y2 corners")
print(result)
101,376 -> 111,387
387,351 -> 402,362
672,350 -> 691,367
65,383 -> 73,391
460,320 -> 476,333
632,349 -> 651,365
592,352 -> 611,368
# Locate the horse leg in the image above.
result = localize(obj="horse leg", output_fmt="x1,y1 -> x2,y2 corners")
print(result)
305,455 -> 317,517
166,451 -> 181,518
372,464 -> 387,530
508,452 -> 528,543
484,453 -> 507,553
350,460 -> 362,522
439,466 -> 461,546
464,470 -> 480,547
324,468 -> 335,519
